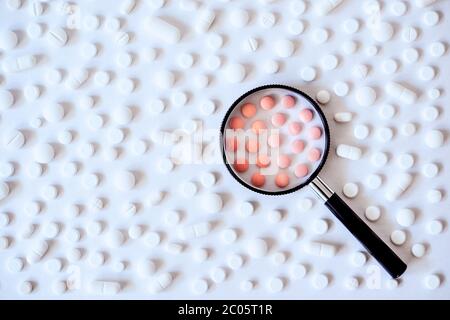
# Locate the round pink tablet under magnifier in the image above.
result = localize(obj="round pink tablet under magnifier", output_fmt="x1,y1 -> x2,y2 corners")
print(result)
220,84 -> 406,279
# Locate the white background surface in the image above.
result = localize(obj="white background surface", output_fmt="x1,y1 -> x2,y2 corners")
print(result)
0,0 -> 449,299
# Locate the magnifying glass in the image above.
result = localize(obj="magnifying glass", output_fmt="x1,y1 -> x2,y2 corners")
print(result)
220,84 -> 407,279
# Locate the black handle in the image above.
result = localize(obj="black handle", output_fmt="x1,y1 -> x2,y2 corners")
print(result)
325,193 -> 407,279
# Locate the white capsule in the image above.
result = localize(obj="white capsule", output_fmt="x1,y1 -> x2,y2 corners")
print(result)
314,0 -> 343,16
26,240 -> 49,264
2,54 -> 37,73
147,17 -> 181,44
336,144 -> 362,160
90,281 -> 121,295
305,241 -> 337,258
334,112 -> 352,123
385,82 -> 417,105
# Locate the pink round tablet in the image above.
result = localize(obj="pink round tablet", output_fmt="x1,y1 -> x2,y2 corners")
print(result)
275,173 -> 290,188
295,164 -> 309,178
234,159 -> 249,173
257,154 -> 271,168
277,155 -> 292,169
229,116 -> 245,129
271,113 -> 287,127
308,148 -> 322,162
291,140 -> 305,154
251,173 -> 266,188
308,126 -> 322,140
288,122 -> 302,135
251,120 -> 267,134
299,109 -> 314,123
268,133 -> 281,148
246,139 -> 259,153
241,103 -> 257,118
282,95 -> 296,108
260,96 -> 276,110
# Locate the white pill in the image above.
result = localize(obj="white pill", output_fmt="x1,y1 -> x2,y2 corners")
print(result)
321,55 -> 338,71
200,172 -> 216,188
24,85 -> 40,101
427,220 -> 444,235
290,264 -> 307,280
43,103 -> 65,122
148,99 -> 166,114
192,279 -> 208,295
225,63 -> 246,83
385,173 -> 413,202
402,48 -> 420,64
0,182 -> 10,201
418,66 -> 436,81
268,277 -> 284,293
148,0 -> 166,9
6,0 -> 22,10
396,208 -> 415,227
0,30 -> 18,50
355,86 -> 377,107
239,201 -> 254,217
300,66 -> 317,82
314,0 -> 343,16
114,31 -> 130,46
137,259 -> 156,276
43,222 -> 60,238
228,254 -> 244,269
19,281 -> 33,294
415,0 -> 438,7
354,124 -> 370,140
3,129 -> 25,149
2,54 -> 37,73
172,91 -> 189,106
275,39 -> 295,58
351,251 -> 367,267
114,171 -> 135,191
390,230 -> 407,246
281,227 -> 298,242
343,18 -> 360,34
46,258 -> 63,273
210,267 -> 227,283
401,123 -> 417,136
352,64 -> 369,79
0,212 -> 10,226
154,70 -> 174,89
382,59 -> 398,74
263,59 -> 279,74
90,281 -> 121,295
429,42 -> 446,57
26,240 -> 49,263
334,112 -> 352,123
397,153 -> 415,170
336,144 -> 362,160
147,17 -> 181,44
149,273 -> 173,293
120,0 -> 136,14
288,20 -> 305,35
425,274 -> 441,290
0,236 -> 9,249
83,15 -> 100,31
66,248 -> 82,262
0,162 -> 14,178
312,28 -> 329,44
195,8 -> 216,33
247,238 -> 268,258
425,130 -> 444,148
52,281 -> 67,295
427,189 -> 442,203
334,82 -> 350,98
206,33 -> 223,50
221,228 -> 238,244
8,257 -> 24,272
306,241 -> 337,258
229,9 -> 249,28
402,26 -> 418,42
372,152 -> 388,167
47,28 -> 68,47
0,89 -> 14,110
144,232 -> 161,248
66,69 -> 89,89
376,127 -> 394,142
422,163 -> 439,178
345,277 -> 360,290
177,53 -> 194,69
201,192 -> 222,214
423,11 -> 439,26
379,104 -> 396,119
343,183 -> 359,198
312,218 -> 329,235
316,90 -> 331,104
385,82 -> 417,105
313,274 -> 329,289
117,78 -> 135,94
365,206 -> 381,222
158,158 -> 174,173
267,209 -> 283,224
390,1 -> 407,16
371,22 -> 394,42
365,45 -> 379,57
411,243 -> 426,258
33,143 -> 55,164
422,106 -> 439,122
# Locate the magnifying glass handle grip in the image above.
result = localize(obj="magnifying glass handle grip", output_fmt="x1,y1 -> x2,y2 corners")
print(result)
324,193 -> 407,279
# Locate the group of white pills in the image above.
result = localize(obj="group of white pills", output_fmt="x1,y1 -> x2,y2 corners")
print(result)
0,0 -> 448,299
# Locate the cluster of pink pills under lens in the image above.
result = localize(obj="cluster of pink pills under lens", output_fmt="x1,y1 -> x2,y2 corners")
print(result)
224,89 -> 327,192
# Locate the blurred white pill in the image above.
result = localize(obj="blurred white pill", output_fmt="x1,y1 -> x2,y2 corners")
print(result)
390,230 -> 407,246
396,208 -> 415,227
411,243 -> 426,258
365,206 -> 381,222
424,274 -> 441,290
427,220 -> 444,235
201,193 -> 223,213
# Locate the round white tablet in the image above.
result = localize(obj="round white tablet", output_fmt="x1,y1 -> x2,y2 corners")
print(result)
313,219 -> 329,235
33,144 -> 55,164
201,193 -> 223,214
221,229 -> 238,244
239,201 -> 254,217
313,274 -> 329,290
114,170 -> 135,191
0,89 -> 14,110
422,163 -> 439,178
290,264 -> 307,279
334,82 -> 350,97
316,90 -> 331,104
229,9 -> 249,28
275,39 -> 295,58
0,30 -> 18,50
345,277 -> 360,290
423,11 -> 440,26
225,63 -> 246,83
422,106 -> 439,121
351,251 -> 367,267
268,277 -> 284,292
427,189 -> 442,203
247,238 -> 268,258
227,254 -> 244,269
343,183 -> 359,198
396,208 -> 415,227
390,230 -> 407,246
210,267 -> 227,283
424,274 -> 441,290
411,243 -> 426,258
427,220 -> 444,235
298,198 -> 313,212
397,153 -> 415,169
355,86 -> 377,107
425,130 -> 444,148
371,22 -> 394,42
300,66 -> 317,82
354,124 -> 370,140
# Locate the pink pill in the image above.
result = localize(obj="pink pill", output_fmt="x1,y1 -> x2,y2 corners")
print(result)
299,109 -> 314,123
251,120 -> 267,134
275,173 -> 290,188
271,113 -> 287,127
241,103 -> 257,118
308,148 -> 322,162
257,154 -> 271,168
288,122 -> 302,135
291,140 -> 305,154
268,133 -> 281,148
226,137 -> 238,152
308,127 -> 322,140
260,96 -> 276,110
277,155 -> 292,169
229,116 -> 245,129
295,164 -> 309,178
251,173 -> 266,188
234,159 -> 249,173
282,95 -> 296,108
246,139 -> 259,153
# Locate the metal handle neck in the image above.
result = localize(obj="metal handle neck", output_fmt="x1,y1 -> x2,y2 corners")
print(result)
310,176 -> 334,202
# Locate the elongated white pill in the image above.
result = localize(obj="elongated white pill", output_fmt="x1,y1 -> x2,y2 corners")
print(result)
336,144 -> 362,160
26,240 -> 49,263
120,0 -> 136,14
415,0 -> 437,8
385,173 -> 413,202
2,54 -> 37,73
305,241 -> 337,258
178,222 -> 211,240
195,8 -> 216,33
147,17 -> 181,44
385,82 -> 417,105
90,281 -> 121,294
314,0 -> 344,16
334,112 -> 353,123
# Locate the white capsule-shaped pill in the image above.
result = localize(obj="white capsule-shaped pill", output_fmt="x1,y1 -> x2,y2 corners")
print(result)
178,222 -> 211,240
385,82 -> 417,105
120,0 -> 136,14
385,173 -> 413,202
334,112 -> 353,123
147,17 -> 181,44
195,8 -> 216,33
90,280 -> 121,295
305,241 -> 337,258
314,0 -> 343,16
336,144 -> 362,160
2,54 -> 37,73
26,240 -> 49,264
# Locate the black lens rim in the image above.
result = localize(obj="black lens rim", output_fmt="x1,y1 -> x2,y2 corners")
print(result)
220,84 -> 331,196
